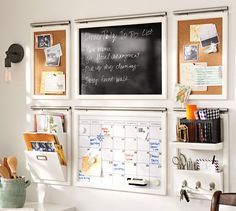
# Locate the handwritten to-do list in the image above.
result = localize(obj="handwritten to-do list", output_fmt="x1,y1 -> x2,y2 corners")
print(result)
76,112 -> 166,195
79,22 -> 163,95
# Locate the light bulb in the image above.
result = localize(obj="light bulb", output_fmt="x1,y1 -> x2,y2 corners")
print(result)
4,68 -> 12,82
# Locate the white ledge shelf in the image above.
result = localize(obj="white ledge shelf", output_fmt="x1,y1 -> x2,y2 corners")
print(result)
170,141 -> 223,150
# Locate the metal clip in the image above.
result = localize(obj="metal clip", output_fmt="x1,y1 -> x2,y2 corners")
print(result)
195,181 -> 201,189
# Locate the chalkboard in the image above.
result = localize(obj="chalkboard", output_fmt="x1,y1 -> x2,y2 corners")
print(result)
78,21 -> 165,95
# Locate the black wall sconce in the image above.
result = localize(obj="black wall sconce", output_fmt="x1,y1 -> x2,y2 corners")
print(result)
5,43 -> 24,82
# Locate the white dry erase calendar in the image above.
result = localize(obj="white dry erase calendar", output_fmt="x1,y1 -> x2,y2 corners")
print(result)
73,108 -> 167,195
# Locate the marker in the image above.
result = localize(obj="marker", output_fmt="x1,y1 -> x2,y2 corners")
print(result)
212,155 -> 215,164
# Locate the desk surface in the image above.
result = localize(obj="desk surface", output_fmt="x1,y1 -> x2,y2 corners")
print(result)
0,202 -> 75,211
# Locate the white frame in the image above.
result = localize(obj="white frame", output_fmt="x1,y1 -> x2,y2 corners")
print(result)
73,108 -> 167,195
75,16 -> 167,99
173,11 -> 228,99
31,25 -> 70,100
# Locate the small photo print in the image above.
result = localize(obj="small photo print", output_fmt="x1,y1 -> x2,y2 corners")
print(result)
35,34 -> 52,49
31,141 -> 55,152
45,52 -> 60,66
44,44 -> 62,66
183,45 -> 198,61
198,24 -> 219,48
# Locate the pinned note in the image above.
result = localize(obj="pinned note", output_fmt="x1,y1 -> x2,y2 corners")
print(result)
112,162 -> 125,174
150,153 -> 160,165
89,133 -> 104,148
82,149 -> 102,176
193,66 -> 223,86
149,140 -> 161,152
41,71 -> 65,94
180,62 -> 208,91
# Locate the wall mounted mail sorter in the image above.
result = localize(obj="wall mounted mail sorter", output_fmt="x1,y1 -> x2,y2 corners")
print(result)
31,21 -> 70,99
170,108 -> 229,200
73,107 -> 167,195
24,106 -> 72,186
174,8 -> 228,99
75,13 -> 167,99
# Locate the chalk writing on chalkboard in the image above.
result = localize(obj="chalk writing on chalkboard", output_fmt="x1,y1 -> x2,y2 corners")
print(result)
79,22 -> 162,95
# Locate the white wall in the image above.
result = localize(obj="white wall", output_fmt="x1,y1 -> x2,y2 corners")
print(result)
0,0 -> 236,211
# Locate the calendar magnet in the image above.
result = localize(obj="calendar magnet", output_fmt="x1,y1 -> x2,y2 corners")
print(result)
127,177 -> 148,186
154,179 -> 161,186
80,127 -> 86,134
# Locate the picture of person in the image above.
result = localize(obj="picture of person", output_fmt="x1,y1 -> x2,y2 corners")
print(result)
183,44 -> 199,61
36,34 -> 52,49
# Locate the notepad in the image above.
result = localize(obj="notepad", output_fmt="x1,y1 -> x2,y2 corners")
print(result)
40,71 -> 65,94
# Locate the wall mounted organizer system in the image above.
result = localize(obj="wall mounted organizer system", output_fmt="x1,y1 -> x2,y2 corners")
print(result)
25,6 -> 230,200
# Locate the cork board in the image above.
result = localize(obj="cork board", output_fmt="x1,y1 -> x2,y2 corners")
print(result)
34,30 -> 67,95
178,17 -> 223,95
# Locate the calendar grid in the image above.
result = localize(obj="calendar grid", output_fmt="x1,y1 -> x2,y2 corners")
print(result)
75,112 -> 166,195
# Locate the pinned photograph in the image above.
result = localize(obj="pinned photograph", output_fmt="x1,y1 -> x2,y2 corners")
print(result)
198,24 -> 219,48
44,44 -> 62,66
183,45 -> 198,61
36,34 -> 52,49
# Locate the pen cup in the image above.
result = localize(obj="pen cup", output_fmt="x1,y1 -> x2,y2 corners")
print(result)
186,104 -> 197,120
0,177 -> 31,208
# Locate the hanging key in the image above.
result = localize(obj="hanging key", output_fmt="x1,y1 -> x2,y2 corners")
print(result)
183,189 -> 190,202
180,189 -> 184,201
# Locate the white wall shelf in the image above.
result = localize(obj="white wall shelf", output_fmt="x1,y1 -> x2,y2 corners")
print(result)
170,142 -> 223,151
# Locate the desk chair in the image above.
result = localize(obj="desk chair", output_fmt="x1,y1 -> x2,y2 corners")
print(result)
211,191 -> 236,211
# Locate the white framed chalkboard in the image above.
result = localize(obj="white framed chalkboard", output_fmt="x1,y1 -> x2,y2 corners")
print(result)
75,14 -> 167,99
73,107 -> 167,195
